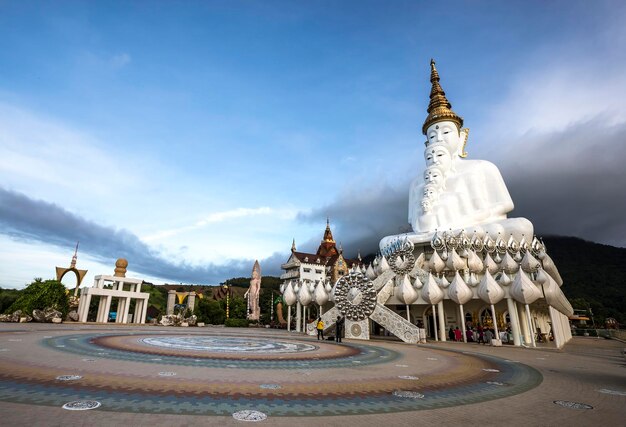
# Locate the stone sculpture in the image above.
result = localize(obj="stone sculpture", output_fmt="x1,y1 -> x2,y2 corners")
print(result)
248,260 -> 261,321
383,59 -> 533,249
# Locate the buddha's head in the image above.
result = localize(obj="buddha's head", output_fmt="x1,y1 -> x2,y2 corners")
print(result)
424,143 -> 453,173
424,165 -> 445,188
422,184 -> 440,201
425,120 -> 468,158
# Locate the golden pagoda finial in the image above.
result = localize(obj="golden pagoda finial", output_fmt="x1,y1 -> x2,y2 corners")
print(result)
422,59 -> 463,135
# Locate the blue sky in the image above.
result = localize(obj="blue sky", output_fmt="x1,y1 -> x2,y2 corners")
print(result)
1,1 -> 625,288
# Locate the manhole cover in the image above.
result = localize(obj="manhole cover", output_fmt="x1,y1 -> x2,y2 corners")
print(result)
598,389 -> 626,396
158,372 -> 177,377
260,384 -> 281,389
62,400 -> 101,411
56,375 -> 82,381
553,400 -> 593,410
393,390 -> 425,399
398,376 -> 419,380
232,410 -> 267,421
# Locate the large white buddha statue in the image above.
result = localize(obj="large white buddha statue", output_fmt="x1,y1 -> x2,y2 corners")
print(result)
381,60 -> 532,249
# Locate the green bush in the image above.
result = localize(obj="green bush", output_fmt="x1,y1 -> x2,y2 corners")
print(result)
225,318 -> 249,327
7,279 -> 69,316
193,298 -> 225,324
0,288 -> 21,313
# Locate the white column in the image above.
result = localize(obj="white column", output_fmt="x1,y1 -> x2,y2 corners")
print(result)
432,305 -> 439,341
506,298 -> 522,346
437,300 -> 446,342
490,304 -> 500,338
167,290 -> 176,315
115,298 -> 124,323
140,298 -> 149,323
96,297 -> 107,322
287,306 -> 292,332
296,302 -> 301,333
459,305 -> 467,343
134,299 -> 143,324
517,303 -> 530,344
525,304 -> 536,347
78,290 -> 92,322
187,292 -> 196,312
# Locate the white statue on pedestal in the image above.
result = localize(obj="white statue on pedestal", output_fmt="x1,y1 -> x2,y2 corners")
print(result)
382,59 -> 532,250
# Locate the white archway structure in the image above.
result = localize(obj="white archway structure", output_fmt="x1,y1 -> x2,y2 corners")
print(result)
77,275 -> 150,324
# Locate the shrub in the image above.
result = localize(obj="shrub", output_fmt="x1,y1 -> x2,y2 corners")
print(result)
7,279 -> 69,316
225,318 -> 249,327
193,298 -> 225,324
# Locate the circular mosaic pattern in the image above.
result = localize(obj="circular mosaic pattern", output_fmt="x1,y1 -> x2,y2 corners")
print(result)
233,410 -> 268,421
142,336 -> 315,354
62,400 -> 101,411
0,331 -> 542,417
350,323 -> 362,337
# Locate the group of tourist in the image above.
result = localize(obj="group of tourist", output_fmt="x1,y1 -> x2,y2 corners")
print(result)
446,325 -> 515,345
315,316 -> 345,343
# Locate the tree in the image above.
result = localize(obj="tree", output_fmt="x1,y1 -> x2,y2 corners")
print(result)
193,298 -> 225,324
7,279 -> 69,316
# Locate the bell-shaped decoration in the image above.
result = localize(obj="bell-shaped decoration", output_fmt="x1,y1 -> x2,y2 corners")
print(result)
498,271 -> 513,286
298,282 -> 312,306
366,263 -> 376,280
415,252 -> 425,270
499,252 -> 519,274
439,273 -> 450,288
379,255 -> 390,273
431,230 -> 446,251
495,235 -> 507,254
467,250 -> 484,273
477,270 -> 505,304
468,272 -> 480,287
520,251 -> 541,273
413,274 -> 424,289
483,252 -> 499,275
541,274 -> 574,316
283,281 -> 297,306
421,273 -> 444,305
471,232 -> 484,252
507,234 -> 519,254
445,248 -> 466,271
396,274 -> 419,305
448,271 -> 473,305
519,235 -> 529,253
428,251 -> 445,273
313,280 -> 329,306
483,235 -> 496,253
510,270 -> 541,305
540,253 -> 564,286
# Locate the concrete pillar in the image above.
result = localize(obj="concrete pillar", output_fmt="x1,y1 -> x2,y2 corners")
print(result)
134,299 -> 143,324
188,292 -> 196,312
296,302 -> 301,333
517,302 -> 530,344
287,305 -> 291,332
78,290 -> 92,322
459,305 -> 467,343
167,290 -> 176,315
122,297 -> 131,323
141,297 -> 148,323
431,305 -> 439,341
437,300 -> 446,342
97,297 -> 107,322
506,298 -> 522,346
490,304 -> 500,338
116,298 -> 124,323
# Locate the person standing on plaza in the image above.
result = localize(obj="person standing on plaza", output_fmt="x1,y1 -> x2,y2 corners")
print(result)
335,316 -> 344,343
448,326 -> 455,341
454,326 -> 462,342
316,317 -> 325,341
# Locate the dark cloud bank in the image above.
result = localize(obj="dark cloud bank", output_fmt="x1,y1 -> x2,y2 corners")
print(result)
2,119 -> 625,283
0,188 -> 285,284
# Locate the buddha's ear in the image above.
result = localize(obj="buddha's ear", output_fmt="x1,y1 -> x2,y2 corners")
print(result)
459,128 -> 470,158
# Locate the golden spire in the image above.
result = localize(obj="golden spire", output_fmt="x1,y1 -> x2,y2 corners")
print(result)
422,59 -> 463,135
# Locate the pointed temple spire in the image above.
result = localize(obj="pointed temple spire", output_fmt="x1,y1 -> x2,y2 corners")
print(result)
317,218 -> 338,257
291,238 -> 296,252
70,241 -> 79,268
422,59 -> 464,135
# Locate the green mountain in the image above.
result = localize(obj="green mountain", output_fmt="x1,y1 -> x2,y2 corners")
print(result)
542,236 -> 626,325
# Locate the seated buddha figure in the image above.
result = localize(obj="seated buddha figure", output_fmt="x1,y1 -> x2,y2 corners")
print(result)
380,60 -> 533,250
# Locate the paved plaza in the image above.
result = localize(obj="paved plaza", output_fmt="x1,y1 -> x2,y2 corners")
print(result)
0,324 -> 624,426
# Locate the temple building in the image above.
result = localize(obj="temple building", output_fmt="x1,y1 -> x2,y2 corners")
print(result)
281,219 -> 360,285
